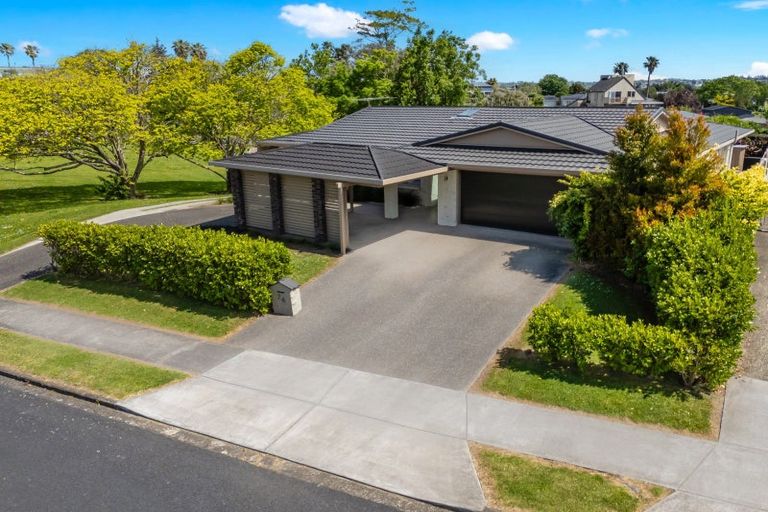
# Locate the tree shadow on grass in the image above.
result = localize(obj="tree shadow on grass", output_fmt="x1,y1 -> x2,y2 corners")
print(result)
497,347 -> 705,401
1,181 -> 226,216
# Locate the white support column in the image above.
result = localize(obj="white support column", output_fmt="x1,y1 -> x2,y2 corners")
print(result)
383,184 -> 399,219
437,170 -> 459,227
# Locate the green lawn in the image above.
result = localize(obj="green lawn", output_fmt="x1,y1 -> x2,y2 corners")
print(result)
3,274 -> 252,338
483,270 -> 714,434
290,249 -> 336,284
0,328 -> 186,399
0,155 -> 226,254
476,448 -> 664,512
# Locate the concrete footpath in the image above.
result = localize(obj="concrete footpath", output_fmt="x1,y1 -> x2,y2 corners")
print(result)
1,299 -> 767,510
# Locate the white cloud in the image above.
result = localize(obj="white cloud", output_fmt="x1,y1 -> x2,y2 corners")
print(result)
585,28 -> 629,39
279,3 -> 365,38
466,31 -> 516,52
746,61 -> 768,76
734,0 -> 768,10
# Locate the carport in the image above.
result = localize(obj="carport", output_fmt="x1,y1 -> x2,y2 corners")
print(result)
213,143 -> 449,253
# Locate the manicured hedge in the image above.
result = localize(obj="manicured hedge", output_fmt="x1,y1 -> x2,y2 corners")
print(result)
38,221 -> 292,312
527,304 -> 688,379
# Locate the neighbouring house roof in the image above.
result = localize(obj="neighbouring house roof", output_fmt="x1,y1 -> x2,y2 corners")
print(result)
211,143 -> 445,185
588,76 -> 635,93
702,105 -> 753,118
679,111 -> 755,147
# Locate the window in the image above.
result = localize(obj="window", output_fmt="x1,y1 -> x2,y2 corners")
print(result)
628,91 -> 636,98
612,91 -> 621,99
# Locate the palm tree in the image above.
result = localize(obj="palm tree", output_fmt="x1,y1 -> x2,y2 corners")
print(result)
190,43 -> 207,61
613,62 -> 629,76
643,56 -> 660,97
23,44 -> 39,67
0,43 -> 14,67
172,40 -> 191,60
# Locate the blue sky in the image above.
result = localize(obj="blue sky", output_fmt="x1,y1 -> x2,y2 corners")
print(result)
2,0 -> 767,81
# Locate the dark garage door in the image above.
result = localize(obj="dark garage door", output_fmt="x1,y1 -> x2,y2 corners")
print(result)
460,171 -> 566,234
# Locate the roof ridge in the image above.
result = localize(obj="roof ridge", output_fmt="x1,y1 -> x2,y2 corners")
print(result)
367,145 -> 383,180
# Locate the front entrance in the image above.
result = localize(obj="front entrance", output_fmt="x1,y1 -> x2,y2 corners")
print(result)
460,171 -> 566,235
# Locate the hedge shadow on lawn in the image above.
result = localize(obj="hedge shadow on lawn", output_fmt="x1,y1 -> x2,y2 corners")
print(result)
497,348 -> 705,401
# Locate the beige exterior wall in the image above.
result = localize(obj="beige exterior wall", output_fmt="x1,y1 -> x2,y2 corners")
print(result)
441,126 -> 572,150
588,80 -> 642,107
324,180 -> 342,245
241,171 -> 273,231
281,175 -> 316,239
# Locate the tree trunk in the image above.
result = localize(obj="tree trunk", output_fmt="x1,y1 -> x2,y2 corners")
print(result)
646,72 -> 651,97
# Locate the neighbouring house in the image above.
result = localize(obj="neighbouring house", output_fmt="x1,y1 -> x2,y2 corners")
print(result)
702,105 -> 768,125
543,93 -> 587,107
212,106 -> 753,253
585,74 -> 662,108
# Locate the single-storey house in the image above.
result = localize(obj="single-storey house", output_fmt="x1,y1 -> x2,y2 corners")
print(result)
212,106 -> 753,253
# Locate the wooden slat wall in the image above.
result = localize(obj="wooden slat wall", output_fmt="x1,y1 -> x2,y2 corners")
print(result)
242,171 -> 272,231
324,181 -> 341,245
281,175 -> 316,238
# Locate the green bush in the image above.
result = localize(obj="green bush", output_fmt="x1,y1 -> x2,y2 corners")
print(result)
528,304 -> 686,378
38,221 -> 292,312
645,206 -> 758,386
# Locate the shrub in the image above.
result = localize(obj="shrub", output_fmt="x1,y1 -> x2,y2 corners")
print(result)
720,165 -> 768,227
38,221 -> 292,312
527,304 -> 686,378
645,206 -> 758,387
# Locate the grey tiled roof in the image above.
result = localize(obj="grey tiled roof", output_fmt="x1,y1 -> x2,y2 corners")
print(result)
679,111 -> 755,146
264,106 -> 647,149
404,146 -> 609,172
212,143 -> 442,183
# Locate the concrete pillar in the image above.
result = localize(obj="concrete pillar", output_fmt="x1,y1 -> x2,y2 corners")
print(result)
384,184 -> 399,219
437,170 -> 459,227
419,175 -> 439,206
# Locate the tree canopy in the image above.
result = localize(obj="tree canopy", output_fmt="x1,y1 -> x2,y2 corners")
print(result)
697,75 -> 768,110
293,1 -> 483,115
0,41 -> 333,198
537,74 -> 569,97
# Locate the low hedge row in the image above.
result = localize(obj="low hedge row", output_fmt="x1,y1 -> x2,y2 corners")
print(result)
528,304 -> 689,379
38,221 -> 292,312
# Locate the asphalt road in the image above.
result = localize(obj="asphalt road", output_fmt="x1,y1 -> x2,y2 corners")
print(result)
0,204 -> 235,291
0,377 -> 410,512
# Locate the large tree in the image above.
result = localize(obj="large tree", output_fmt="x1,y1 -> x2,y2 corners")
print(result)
613,62 -> 629,76
697,75 -> 768,109
538,73 -> 569,96
23,44 -> 39,67
392,28 -> 482,106
643,56 -> 660,96
0,43 -> 13,67
0,41 -> 334,198
354,0 -> 424,50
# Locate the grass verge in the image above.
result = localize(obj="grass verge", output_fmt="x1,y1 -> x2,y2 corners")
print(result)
474,446 -> 666,512
482,269 -> 714,434
290,249 -> 336,284
2,274 -> 252,338
0,328 -> 186,400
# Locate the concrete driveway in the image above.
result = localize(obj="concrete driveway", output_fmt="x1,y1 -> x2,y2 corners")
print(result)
230,205 -> 570,390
